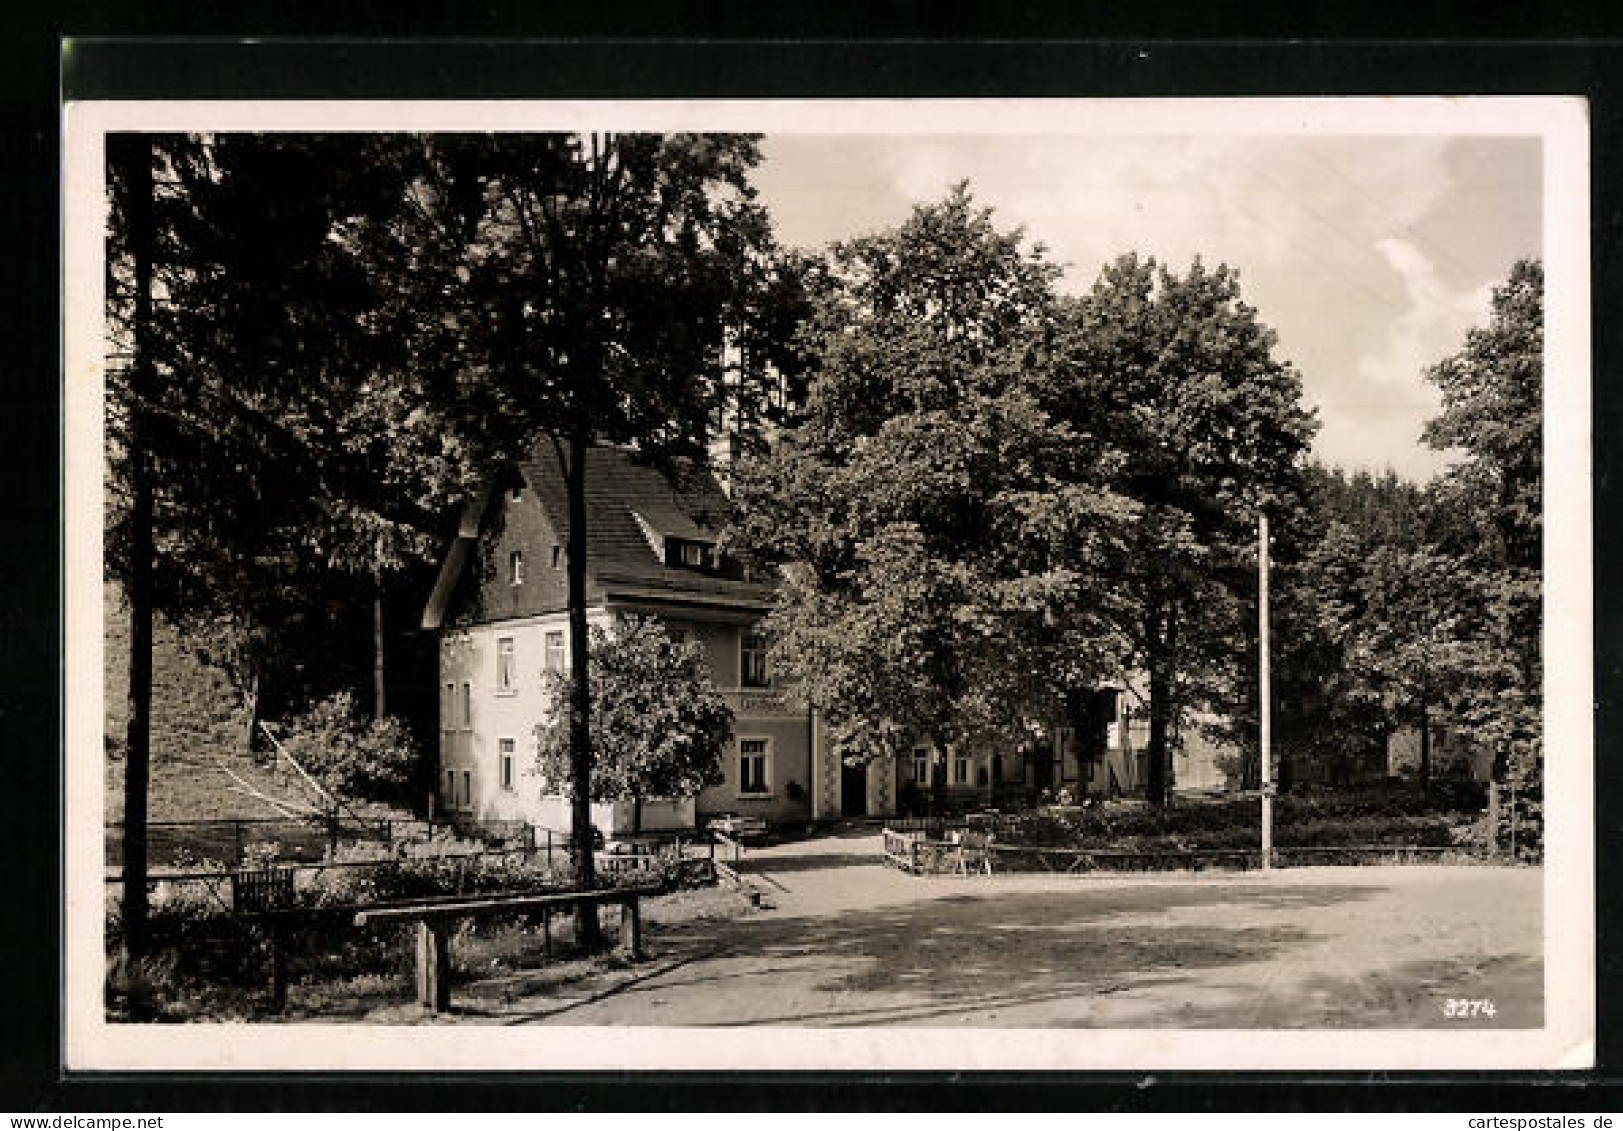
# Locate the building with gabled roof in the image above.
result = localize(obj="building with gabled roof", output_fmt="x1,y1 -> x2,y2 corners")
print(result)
421,444 -> 854,837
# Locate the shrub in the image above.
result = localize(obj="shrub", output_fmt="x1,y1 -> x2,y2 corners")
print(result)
276,692 -> 418,805
991,789 -> 1484,854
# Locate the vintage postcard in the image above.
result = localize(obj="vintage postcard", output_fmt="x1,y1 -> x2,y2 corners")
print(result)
62,96 -> 1593,1071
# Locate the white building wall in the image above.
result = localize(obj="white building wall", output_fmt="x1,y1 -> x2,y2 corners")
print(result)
440,608 -> 826,834
437,608 -> 612,825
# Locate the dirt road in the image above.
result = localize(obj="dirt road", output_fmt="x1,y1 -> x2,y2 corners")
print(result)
444,832 -> 1543,1028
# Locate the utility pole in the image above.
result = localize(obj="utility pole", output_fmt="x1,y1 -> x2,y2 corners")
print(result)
1259,509 -> 1274,871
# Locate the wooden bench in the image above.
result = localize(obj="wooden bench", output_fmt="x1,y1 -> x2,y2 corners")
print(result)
353,884 -> 662,1014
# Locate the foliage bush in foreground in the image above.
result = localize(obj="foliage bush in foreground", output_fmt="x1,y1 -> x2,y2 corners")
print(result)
275,692 -> 418,805
105,833 -> 712,1019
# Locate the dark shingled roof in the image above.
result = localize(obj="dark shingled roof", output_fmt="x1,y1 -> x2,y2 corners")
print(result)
519,445 -> 775,608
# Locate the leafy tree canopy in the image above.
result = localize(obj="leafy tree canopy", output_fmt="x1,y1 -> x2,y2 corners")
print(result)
732,186 -> 1140,762
532,616 -> 732,805
1052,254 -> 1319,803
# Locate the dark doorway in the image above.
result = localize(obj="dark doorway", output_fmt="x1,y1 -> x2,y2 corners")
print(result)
841,760 -> 868,817
1030,742 -> 1055,794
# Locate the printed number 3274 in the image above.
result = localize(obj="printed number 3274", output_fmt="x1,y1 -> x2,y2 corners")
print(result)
1443,998 -> 1497,1018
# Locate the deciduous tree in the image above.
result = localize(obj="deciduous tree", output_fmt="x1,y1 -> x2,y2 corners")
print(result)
533,617 -> 732,835
1422,259 -> 1543,829
732,186 -> 1138,767
373,132 -> 791,944
1054,255 -> 1318,805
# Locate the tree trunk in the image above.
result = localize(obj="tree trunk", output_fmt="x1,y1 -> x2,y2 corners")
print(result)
241,672 -> 260,759
1144,608 -> 1172,808
1417,698 -> 1431,795
114,134 -> 155,959
1145,673 -> 1170,807
563,426 -> 604,949
372,566 -> 387,722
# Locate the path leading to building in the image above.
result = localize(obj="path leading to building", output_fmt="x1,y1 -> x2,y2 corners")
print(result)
445,831 -> 1543,1028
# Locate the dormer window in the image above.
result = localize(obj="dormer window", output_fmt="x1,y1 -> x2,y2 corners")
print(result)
630,507 -> 719,572
662,536 -> 717,571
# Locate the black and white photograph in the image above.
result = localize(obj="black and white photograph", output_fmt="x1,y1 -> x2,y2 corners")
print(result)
62,97 -> 1593,1071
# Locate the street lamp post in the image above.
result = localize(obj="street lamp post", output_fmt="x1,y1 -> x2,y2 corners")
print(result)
1259,509 -> 1274,871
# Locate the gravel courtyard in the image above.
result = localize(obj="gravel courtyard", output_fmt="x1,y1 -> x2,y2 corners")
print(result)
431,831 -> 1543,1028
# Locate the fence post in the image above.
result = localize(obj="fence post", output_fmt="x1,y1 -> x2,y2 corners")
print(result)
267,921 -> 287,1014
415,919 -> 451,1014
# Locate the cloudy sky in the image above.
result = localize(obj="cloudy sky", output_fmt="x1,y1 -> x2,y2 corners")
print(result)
752,134 -> 1542,480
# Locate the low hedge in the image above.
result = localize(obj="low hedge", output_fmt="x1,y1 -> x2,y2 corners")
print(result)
984,787 -> 1487,854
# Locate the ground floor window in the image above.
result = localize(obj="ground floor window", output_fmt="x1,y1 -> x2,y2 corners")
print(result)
499,738 -> 515,791
462,769 -> 472,810
912,747 -> 931,785
952,753 -> 970,785
739,738 -> 771,796
443,768 -> 454,808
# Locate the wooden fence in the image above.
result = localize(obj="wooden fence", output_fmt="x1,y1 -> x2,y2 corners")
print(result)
104,814 -> 555,870
881,827 -> 1486,875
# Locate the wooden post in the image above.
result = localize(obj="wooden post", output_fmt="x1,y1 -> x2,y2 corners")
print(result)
620,897 -> 643,960
267,921 -> 287,1014
1259,510 -> 1274,872
1487,781 -> 1502,856
416,919 -> 451,1014
1510,783 -> 1519,861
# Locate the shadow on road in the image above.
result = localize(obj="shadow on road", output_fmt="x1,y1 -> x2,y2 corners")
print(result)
494,883 -> 1383,1026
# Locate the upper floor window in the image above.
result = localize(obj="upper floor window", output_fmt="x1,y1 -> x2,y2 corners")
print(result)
509,484 -> 523,502
496,637 -> 516,694
458,681 -> 472,730
551,543 -> 563,570
740,631 -> 770,688
509,549 -> 525,587
544,630 -> 566,672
